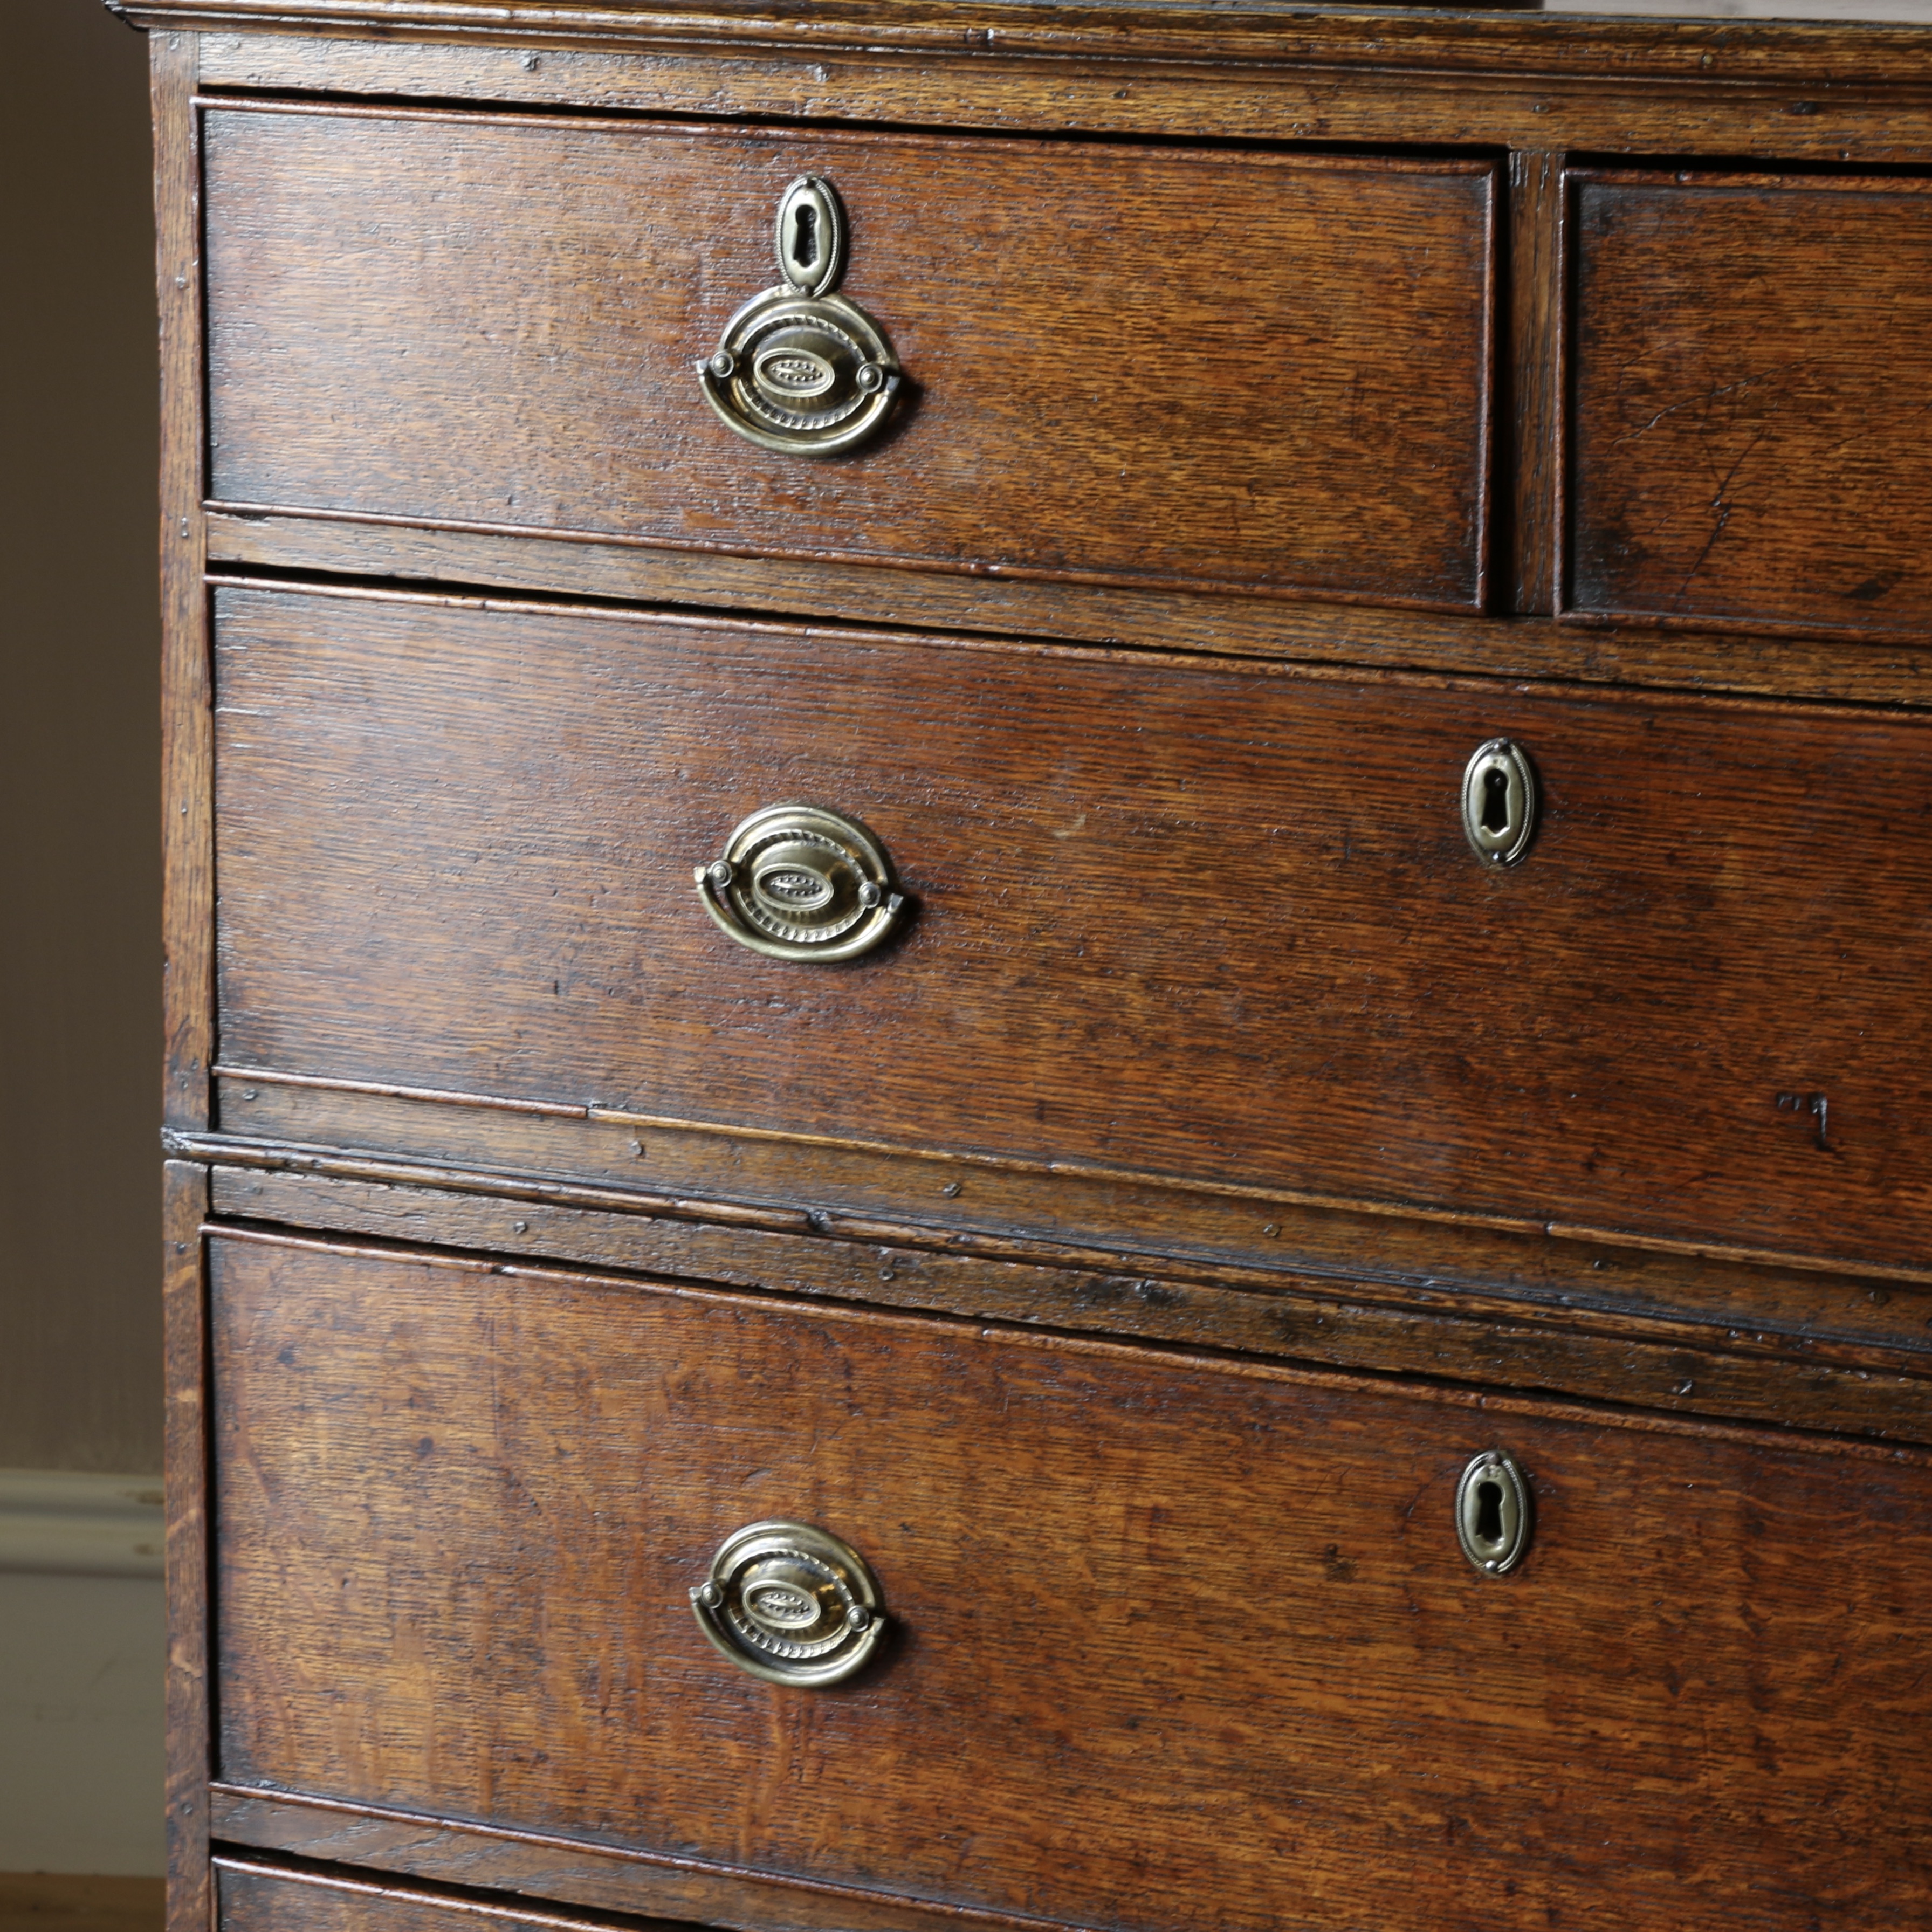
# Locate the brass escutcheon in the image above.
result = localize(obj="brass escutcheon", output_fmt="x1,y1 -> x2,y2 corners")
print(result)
696,802 -> 906,962
1461,737 -> 1539,867
1455,1448 -> 1533,1576
690,1520 -> 887,1687
696,176 -> 902,457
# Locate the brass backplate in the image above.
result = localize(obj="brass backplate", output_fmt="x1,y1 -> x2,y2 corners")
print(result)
690,1519 -> 887,1687
695,801 -> 906,962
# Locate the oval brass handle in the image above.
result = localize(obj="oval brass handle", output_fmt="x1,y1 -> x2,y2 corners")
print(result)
1455,1448 -> 1532,1576
696,802 -> 905,962
696,176 -> 902,458
1461,737 -> 1539,867
690,1520 -> 886,1687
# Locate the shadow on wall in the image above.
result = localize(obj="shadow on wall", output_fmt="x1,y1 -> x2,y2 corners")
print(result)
1,0 -> 167,1897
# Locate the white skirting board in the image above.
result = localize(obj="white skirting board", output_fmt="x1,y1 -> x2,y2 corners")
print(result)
0,1469 -> 166,1875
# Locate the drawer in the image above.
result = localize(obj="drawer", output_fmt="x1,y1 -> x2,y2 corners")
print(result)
202,105 -> 1496,614
214,1867 -> 686,1932
1564,167 -> 1932,640
214,583 -> 1932,1271
210,1231 -> 1932,1932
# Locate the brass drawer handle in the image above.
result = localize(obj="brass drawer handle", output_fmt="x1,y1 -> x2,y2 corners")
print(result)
1456,1448 -> 1533,1576
697,175 -> 902,458
696,802 -> 905,962
691,1520 -> 887,1687
1461,737 -> 1539,867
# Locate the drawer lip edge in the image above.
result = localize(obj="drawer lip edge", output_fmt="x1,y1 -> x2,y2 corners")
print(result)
184,1072 -> 1932,1293
201,499 -> 1491,618
201,568 -> 1932,722
200,1221 -> 1932,1466
208,1791 -> 1085,1932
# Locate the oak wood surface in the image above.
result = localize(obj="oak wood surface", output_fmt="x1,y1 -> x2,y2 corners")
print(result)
163,1159 -> 212,1932
191,1128 -> 1932,1363
1563,168 -> 1932,642
213,582 -> 1932,1271
213,1826 -> 1028,1932
180,25 -> 1932,171
209,1231 -> 1932,1932
208,1164 -> 1932,1441
201,104 -> 1495,613
212,1825 -> 1034,1932
155,30 -> 211,1133
216,1861 -> 702,1932
204,511 -> 1932,711
139,17 -> 1932,1932
108,0 -> 1932,91
1505,149 -> 1561,617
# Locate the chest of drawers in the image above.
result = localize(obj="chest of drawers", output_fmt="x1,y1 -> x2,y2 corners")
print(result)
122,2 -> 1932,1928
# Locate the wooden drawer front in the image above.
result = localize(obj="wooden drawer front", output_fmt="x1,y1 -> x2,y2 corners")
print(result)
215,584 -> 1932,1270
211,1233 -> 1932,1932
203,105 -> 1496,613
215,1867 -> 670,1932
1564,168 -> 1932,640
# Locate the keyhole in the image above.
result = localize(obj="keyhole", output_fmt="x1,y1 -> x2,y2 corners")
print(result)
1474,1480 -> 1504,1544
793,204 -> 819,270
1480,766 -> 1511,836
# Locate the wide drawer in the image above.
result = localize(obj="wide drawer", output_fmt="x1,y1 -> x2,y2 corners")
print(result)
202,105 -> 1496,614
214,1867 -> 682,1932
214,583 -> 1932,1271
1564,167 -> 1932,641
210,1231 -> 1932,1932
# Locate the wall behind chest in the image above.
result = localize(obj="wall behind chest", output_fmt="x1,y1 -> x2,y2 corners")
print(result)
1,0 -> 162,1477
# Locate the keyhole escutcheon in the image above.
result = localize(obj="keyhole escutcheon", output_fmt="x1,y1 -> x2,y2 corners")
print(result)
774,175 -> 847,297
1456,1448 -> 1533,1576
1461,738 -> 1539,867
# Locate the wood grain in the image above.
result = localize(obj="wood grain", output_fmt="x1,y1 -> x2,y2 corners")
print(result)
176,24 -> 1932,171
1506,150 -> 1562,616
209,1231 -> 1932,1932
185,1087 -> 1932,1364
155,30 -> 211,1134
142,17 -> 1932,1931
215,1862 -> 703,1932
205,509 -> 1932,711
212,1838 -> 1002,1932
163,1159 -> 211,1932
212,582 -> 1932,1271
201,104 -> 1495,613
208,1164 -> 1932,1442
108,0 -> 1932,93
1564,168 -> 1932,641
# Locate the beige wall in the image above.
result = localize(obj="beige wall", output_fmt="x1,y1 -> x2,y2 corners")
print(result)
1,0 -> 163,1474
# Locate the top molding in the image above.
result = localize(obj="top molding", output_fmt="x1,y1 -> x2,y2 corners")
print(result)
104,0 -> 1932,90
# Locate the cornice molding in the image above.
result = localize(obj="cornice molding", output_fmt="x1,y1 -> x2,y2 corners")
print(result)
105,0 -> 1932,90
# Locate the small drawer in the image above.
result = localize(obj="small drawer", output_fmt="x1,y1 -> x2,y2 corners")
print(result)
211,1232 -> 1932,1932
203,104 -> 1496,614
1564,166 -> 1932,640
214,582 -> 1932,1271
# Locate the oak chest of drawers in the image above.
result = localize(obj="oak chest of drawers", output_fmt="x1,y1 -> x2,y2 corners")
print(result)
123,1 -> 1932,1928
